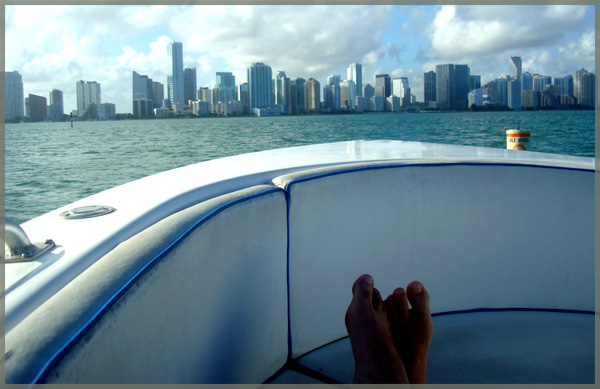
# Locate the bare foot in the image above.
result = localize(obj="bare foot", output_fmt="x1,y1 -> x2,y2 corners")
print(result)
344,274 -> 409,384
385,281 -> 434,384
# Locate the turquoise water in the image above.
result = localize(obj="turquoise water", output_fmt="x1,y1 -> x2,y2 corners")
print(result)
5,110 -> 595,224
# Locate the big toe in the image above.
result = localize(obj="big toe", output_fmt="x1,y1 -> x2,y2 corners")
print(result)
407,281 -> 430,314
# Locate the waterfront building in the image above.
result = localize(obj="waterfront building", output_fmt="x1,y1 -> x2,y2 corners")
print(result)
370,95 -> 384,112
355,96 -> 365,112
184,68 -> 197,106
392,77 -> 410,106
385,95 -> 401,112
533,75 -> 552,91
340,80 -> 356,110
559,94 -> 577,108
191,100 -> 211,116
49,89 -> 64,119
375,74 -> 391,98
274,71 -> 291,113
347,63 -> 362,97
521,72 -> 533,91
424,71 -> 436,105
152,82 -> 164,108
327,75 -> 341,86
553,75 -> 574,96
5,71 -> 24,120
100,103 -> 116,120
435,64 -> 470,110
574,68 -> 595,107
509,56 -> 522,80
540,85 -> 561,108
76,80 -> 101,118
198,87 -> 211,103
469,75 -> 481,92
468,88 -> 484,107
248,62 -> 273,110
578,71 -> 595,107
133,98 -> 154,118
521,90 -> 540,110
508,78 -> 522,110
323,83 -> 340,112
27,94 -> 47,121
363,83 -> 374,101
290,78 -> 305,114
238,83 -> 249,114
212,72 -> 236,104
133,71 -> 155,113
304,78 -> 320,113
167,41 -> 184,109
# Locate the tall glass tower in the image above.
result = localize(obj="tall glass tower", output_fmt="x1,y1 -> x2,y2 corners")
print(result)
167,41 -> 184,109
347,63 -> 362,97
248,62 -> 273,109
5,71 -> 24,119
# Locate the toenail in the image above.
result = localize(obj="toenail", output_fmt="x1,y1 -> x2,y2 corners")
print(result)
362,275 -> 374,285
394,288 -> 405,296
411,283 -> 423,294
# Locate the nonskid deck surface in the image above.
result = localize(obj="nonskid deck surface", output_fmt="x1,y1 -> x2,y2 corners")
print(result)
268,310 -> 595,384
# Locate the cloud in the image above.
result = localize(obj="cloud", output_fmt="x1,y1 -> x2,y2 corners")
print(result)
425,5 -> 594,84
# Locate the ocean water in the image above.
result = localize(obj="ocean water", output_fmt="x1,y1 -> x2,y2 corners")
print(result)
5,110 -> 595,224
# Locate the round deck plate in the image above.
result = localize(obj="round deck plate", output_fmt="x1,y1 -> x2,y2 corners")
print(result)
59,205 -> 115,219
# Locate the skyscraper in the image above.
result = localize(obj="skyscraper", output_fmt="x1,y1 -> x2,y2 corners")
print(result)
274,71 -> 291,113
574,68 -> 595,107
184,68 -> 197,105
375,74 -> 391,98
553,75 -> 574,96
213,72 -> 236,104
392,77 -> 410,106
340,80 -> 356,110
76,80 -> 101,118
508,78 -> 522,110
290,78 -> 305,114
469,75 -> 481,91
49,89 -> 64,119
5,71 -> 24,120
132,71 -> 155,114
248,62 -> 273,109
167,41 -> 184,109
423,71 -> 436,105
304,78 -> 320,112
435,64 -> 470,110
509,56 -> 522,80
579,71 -> 595,107
347,63 -> 362,97
28,94 -> 47,121
521,72 -> 533,91
152,81 -> 164,108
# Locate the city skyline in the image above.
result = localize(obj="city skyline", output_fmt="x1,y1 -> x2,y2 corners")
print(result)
5,5 -> 595,114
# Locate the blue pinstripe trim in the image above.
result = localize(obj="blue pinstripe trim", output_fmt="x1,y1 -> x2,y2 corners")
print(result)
283,161 -> 593,190
431,307 -> 596,316
32,186 -> 284,384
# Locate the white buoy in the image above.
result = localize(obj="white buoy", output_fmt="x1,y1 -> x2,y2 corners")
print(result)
506,128 -> 531,150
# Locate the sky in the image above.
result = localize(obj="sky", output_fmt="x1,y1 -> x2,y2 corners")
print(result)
4,4 -> 596,114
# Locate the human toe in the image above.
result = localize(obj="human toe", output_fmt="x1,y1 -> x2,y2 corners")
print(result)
407,281 -> 430,313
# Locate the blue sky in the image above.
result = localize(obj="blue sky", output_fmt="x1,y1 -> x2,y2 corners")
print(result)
5,4 -> 595,114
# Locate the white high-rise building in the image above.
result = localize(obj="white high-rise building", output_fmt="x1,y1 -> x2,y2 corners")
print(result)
392,77 -> 410,106
340,80 -> 356,110
248,62 -> 273,109
5,71 -> 24,120
76,80 -> 101,118
347,63 -> 362,97
167,41 -> 184,108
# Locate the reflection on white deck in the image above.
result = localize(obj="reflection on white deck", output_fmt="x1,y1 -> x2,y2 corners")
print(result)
270,310 -> 595,384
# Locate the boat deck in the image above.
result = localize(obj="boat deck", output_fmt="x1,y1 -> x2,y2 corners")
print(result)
268,310 -> 596,384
